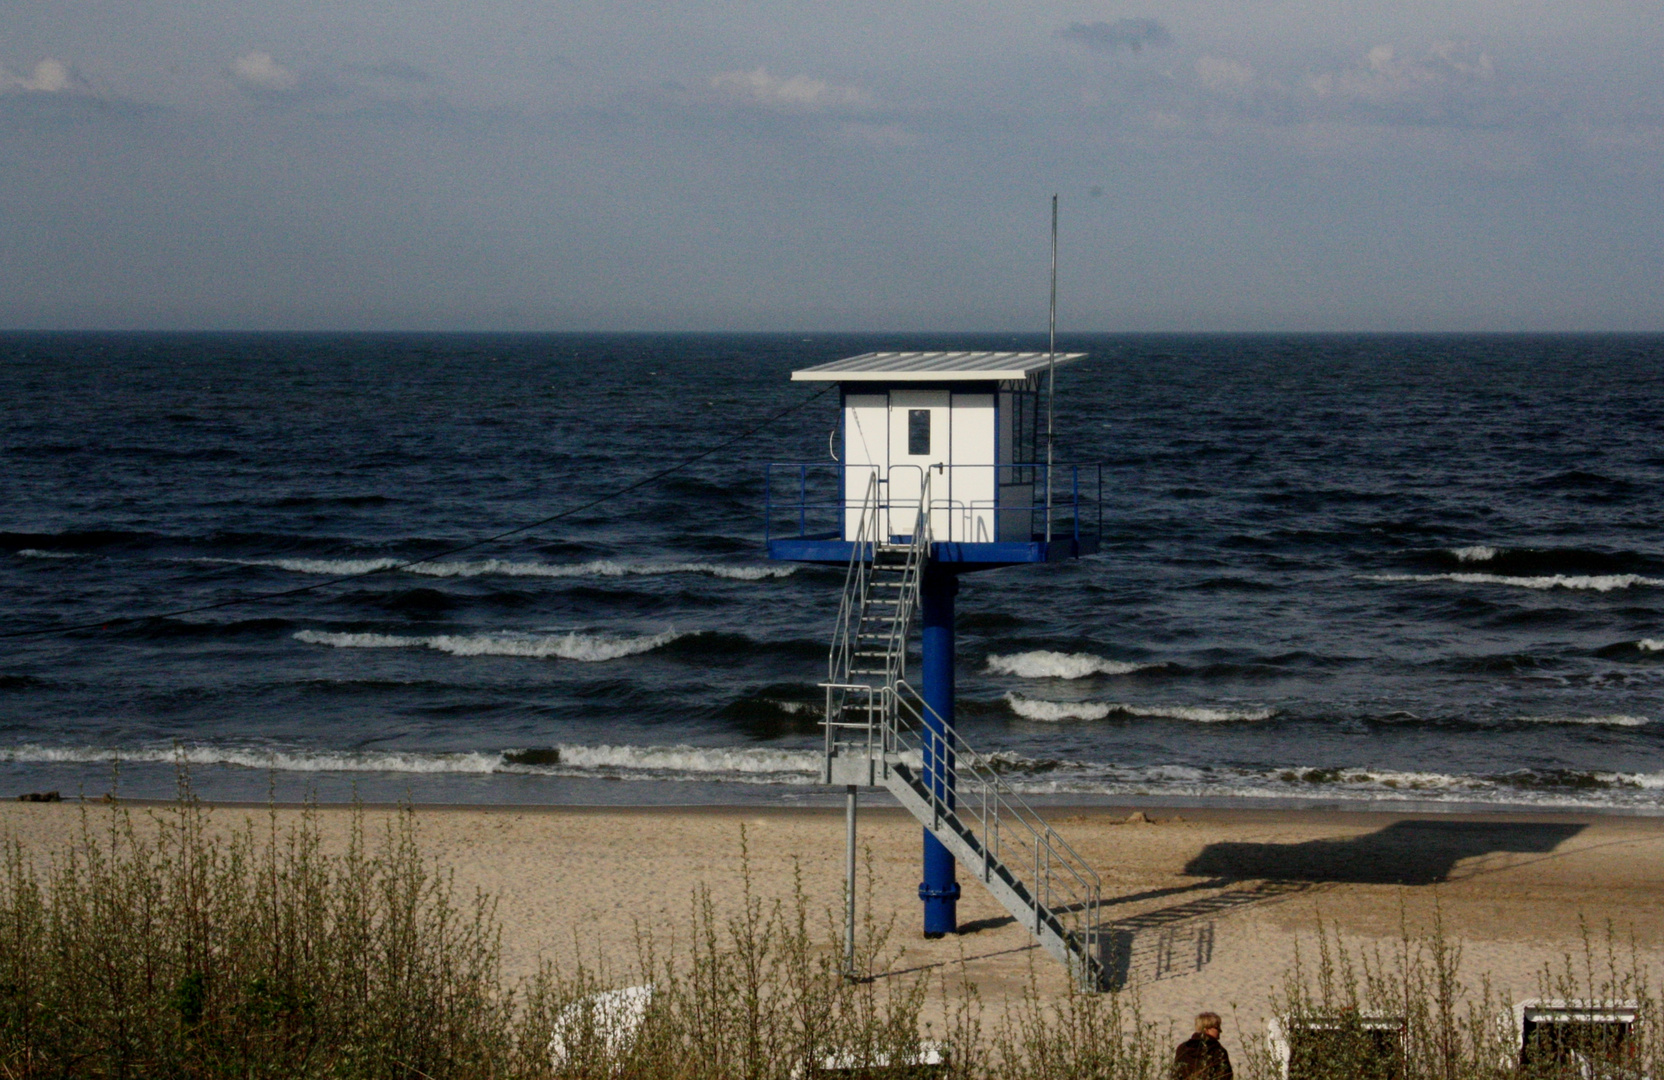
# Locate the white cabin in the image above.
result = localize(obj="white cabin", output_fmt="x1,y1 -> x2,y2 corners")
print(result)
792,351 -> 1087,543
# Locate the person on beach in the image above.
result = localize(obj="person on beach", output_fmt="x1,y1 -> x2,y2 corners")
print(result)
1174,1012 -> 1232,1080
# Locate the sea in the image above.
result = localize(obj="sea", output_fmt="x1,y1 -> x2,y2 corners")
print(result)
3,333 -> 1662,812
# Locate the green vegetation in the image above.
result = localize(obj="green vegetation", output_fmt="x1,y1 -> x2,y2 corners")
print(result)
1253,912 -> 1657,1080
0,792 -> 1656,1080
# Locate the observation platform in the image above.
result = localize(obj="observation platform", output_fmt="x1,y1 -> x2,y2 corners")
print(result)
764,460 -> 1101,570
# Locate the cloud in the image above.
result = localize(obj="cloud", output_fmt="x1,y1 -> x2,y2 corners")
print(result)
708,67 -> 871,111
0,58 -> 93,95
1196,55 -> 1257,94
229,51 -> 299,93
1172,40 -> 1508,132
1058,19 -> 1172,55
1307,41 -> 1495,103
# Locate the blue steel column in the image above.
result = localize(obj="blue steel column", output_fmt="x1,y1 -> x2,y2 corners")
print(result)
918,562 -> 960,937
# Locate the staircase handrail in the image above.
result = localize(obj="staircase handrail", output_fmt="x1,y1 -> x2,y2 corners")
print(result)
881,469 -> 932,687
885,678 -> 1103,989
827,471 -> 882,685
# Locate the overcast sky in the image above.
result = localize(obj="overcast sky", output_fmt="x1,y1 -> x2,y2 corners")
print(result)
3,1 -> 1661,332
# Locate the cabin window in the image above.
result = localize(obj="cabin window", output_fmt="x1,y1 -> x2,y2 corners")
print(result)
908,410 -> 931,455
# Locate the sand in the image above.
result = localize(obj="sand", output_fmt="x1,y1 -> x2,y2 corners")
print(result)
5,798 -> 1663,1060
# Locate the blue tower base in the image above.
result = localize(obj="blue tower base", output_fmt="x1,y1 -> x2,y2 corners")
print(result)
919,565 -> 958,936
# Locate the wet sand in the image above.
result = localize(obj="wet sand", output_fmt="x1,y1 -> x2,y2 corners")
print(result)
5,799 -> 1663,1059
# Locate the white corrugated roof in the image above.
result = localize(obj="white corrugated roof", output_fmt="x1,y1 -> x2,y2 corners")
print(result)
791,351 -> 1088,382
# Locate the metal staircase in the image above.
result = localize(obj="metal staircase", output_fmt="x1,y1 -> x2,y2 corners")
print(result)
821,474 -> 1107,992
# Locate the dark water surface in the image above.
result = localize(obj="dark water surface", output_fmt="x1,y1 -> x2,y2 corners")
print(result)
3,333 -> 1662,810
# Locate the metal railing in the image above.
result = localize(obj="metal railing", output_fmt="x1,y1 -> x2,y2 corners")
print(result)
886,679 -> 1104,991
817,475 -> 1104,991
764,461 -> 1102,546
823,472 -> 930,768
826,472 -> 883,690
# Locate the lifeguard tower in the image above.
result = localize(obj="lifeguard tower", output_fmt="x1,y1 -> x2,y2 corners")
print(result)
766,350 -> 1107,991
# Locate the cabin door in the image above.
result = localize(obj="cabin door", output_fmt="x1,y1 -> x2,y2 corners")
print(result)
886,390 -> 949,541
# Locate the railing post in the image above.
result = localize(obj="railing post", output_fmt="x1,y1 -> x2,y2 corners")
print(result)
844,783 -> 858,978
1072,467 -> 1080,544
1097,465 -> 1103,539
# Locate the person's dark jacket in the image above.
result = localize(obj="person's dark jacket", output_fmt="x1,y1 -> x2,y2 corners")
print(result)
1173,1033 -> 1232,1080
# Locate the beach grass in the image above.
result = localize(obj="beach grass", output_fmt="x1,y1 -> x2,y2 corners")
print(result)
0,792 -> 1656,1080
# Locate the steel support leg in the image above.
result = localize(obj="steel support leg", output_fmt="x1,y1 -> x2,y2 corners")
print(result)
844,784 -> 857,976
919,563 -> 959,937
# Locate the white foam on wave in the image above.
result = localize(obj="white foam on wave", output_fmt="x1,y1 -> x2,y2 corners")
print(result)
1133,703 -> 1277,722
199,556 -> 401,574
415,558 -> 795,581
0,743 -> 505,774
1515,714 -> 1650,728
1640,639 -> 1663,652
293,628 -> 681,662
16,549 -> 84,559
13,739 -> 1664,809
197,556 -> 792,581
0,742 -> 821,785
1450,545 -> 1500,562
986,650 -> 1155,679
1004,694 -> 1113,721
1368,572 -> 1664,592
1004,692 -> 1274,723
549,744 -> 820,776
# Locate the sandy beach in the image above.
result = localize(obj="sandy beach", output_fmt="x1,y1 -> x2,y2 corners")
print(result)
5,798 -> 1663,1059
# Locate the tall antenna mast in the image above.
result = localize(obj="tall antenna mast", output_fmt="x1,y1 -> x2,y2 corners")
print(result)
1045,194 -> 1058,543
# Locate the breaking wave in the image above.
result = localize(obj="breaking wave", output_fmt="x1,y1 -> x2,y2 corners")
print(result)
1451,546 -> 1499,562
985,651 -> 1158,679
1005,695 -> 1113,721
0,742 -> 821,784
1004,692 -> 1275,723
197,557 -> 794,581
293,628 -> 681,662
16,549 -> 83,559
11,739 -> 1664,809
1514,714 -> 1650,728
1640,639 -> 1663,652
1368,572 -> 1664,592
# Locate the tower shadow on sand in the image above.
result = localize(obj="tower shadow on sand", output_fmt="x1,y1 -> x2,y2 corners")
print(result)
1181,818 -> 1587,886
877,820 -> 1589,990
1095,818 -> 1588,991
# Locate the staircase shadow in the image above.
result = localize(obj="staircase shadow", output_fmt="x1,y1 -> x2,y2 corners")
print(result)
1182,818 -> 1587,886
1097,881 -> 1312,991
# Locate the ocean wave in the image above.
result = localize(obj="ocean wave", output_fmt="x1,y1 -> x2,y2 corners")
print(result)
1368,572 -> 1664,592
0,743 -> 506,775
0,742 -> 822,785
548,744 -> 820,776
1641,639 -> 1663,652
1514,714 -> 1650,728
293,628 -> 681,662
1451,545 -> 1499,562
16,549 -> 84,559
198,556 -> 793,581
986,651 -> 1157,679
11,739 -> 1664,809
1005,694 -> 1113,721
1004,692 -> 1274,723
